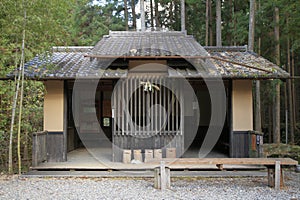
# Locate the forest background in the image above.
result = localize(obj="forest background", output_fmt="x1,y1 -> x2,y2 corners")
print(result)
0,0 -> 299,173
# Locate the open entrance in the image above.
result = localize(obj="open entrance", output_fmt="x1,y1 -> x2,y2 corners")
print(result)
66,80 -> 114,162
183,80 -> 230,158
65,77 -> 230,164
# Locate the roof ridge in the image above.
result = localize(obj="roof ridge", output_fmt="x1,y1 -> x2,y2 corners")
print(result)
108,31 -> 187,37
52,46 -> 94,52
204,46 -> 248,52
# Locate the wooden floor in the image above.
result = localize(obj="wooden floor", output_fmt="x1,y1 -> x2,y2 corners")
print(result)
31,148 -> 266,171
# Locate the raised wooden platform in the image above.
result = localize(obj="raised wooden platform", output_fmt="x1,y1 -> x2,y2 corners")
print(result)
31,148 -> 268,171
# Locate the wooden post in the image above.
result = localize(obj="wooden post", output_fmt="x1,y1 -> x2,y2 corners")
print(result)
268,161 -> 283,189
154,161 -> 170,190
275,161 -> 281,190
160,161 -> 166,190
154,167 -> 161,189
267,167 -> 275,187
165,167 -> 170,189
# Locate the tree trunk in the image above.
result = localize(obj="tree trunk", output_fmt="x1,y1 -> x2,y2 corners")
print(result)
181,0 -> 185,32
273,7 -> 280,144
268,104 -> 273,143
150,0 -> 154,28
233,0 -> 237,46
227,0 -> 233,45
286,21 -> 294,143
154,0 -> 160,28
124,0 -> 129,31
140,0 -> 145,31
209,0 -> 213,46
291,51 -> 298,133
248,0 -> 255,52
216,0 -> 222,46
131,0 -> 136,30
205,0 -> 209,46
169,2 -> 173,28
248,0 -> 261,134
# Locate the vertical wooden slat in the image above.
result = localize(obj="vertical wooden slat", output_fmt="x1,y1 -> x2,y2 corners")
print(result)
175,80 -> 179,134
155,76 -> 158,134
121,79 -> 125,136
150,76 -> 153,135
167,81 -> 170,135
123,78 -> 127,137
117,80 -> 120,135
159,78 -> 162,136
143,76 -> 146,136
163,78 -> 166,136
139,76 -> 141,136
112,81 -> 116,161
134,77 -> 137,136
130,78 -> 132,134
171,79 -> 175,135
180,80 -> 184,155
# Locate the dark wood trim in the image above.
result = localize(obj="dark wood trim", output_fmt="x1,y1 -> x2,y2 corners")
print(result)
63,80 -> 68,161
47,131 -> 63,135
229,80 -> 234,158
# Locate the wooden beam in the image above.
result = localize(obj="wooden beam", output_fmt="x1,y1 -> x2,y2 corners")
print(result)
83,54 -> 274,73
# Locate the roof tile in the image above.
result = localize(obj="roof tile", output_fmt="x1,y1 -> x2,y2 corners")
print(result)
14,31 -> 289,79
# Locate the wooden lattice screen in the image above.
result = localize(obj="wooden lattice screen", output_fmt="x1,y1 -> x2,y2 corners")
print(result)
112,76 -> 184,162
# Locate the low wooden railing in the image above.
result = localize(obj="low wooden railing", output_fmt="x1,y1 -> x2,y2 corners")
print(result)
32,131 -> 48,167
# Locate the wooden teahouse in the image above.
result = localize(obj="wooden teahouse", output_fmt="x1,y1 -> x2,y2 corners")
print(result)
18,31 -> 289,166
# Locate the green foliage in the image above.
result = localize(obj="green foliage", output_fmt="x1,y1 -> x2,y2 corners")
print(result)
263,143 -> 300,162
0,0 -> 75,172
71,0 -> 126,45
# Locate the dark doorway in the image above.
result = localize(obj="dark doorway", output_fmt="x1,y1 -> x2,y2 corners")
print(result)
184,80 -> 230,158
66,80 -> 114,153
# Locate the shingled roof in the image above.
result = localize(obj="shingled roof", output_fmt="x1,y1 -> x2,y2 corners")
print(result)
11,31 -> 289,79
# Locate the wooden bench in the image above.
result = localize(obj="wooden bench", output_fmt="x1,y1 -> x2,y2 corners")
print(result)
149,158 -> 298,190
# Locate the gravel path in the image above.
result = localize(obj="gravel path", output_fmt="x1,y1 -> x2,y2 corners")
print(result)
0,171 -> 299,200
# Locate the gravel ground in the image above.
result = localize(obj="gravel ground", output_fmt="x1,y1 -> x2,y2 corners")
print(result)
0,171 -> 299,200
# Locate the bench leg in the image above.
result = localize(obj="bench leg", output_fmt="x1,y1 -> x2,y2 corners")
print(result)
154,168 -> 160,189
154,161 -> 170,190
267,161 -> 284,190
267,167 -> 275,187
274,161 -> 281,190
